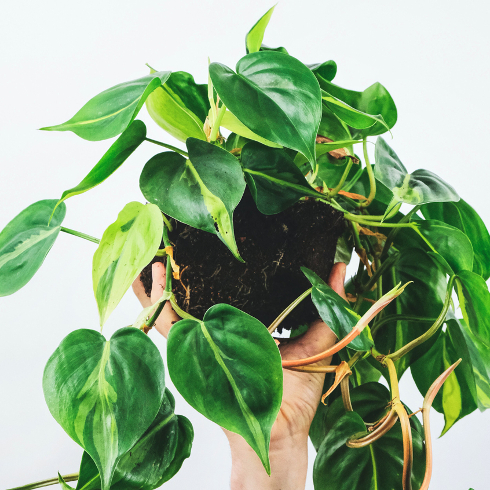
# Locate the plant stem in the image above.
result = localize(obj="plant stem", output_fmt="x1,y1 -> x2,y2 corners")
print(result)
341,162 -> 364,193
345,215 -> 415,228
161,213 -> 173,232
361,253 -> 399,293
387,275 -> 456,361
340,376 -> 353,411
359,138 -> 376,208
371,314 -> 437,337
7,474 -> 79,490
145,137 -> 188,156
268,288 -> 312,334
328,158 -> 354,198
209,103 -> 226,142
170,295 -> 199,321
347,410 -> 398,448
60,227 -> 100,244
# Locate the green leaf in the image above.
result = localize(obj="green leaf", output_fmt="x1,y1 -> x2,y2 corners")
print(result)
245,5 -> 276,54
421,199 -> 490,280
293,140 -> 360,166
374,137 -> 459,205
146,70 -> 209,142
53,121 -> 146,216
167,304 -> 283,474
315,75 -> 397,139
411,314 -> 478,435
455,270 -> 490,348
313,411 -> 425,490
411,220 -> 474,274
301,267 -> 372,351
308,60 -> 337,82
241,141 -> 323,214
0,199 -> 66,296
322,91 -> 389,132
221,110 -> 282,148
209,51 -> 322,165
73,389 -> 193,490
43,328 -> 165,490
93,202 -> 163,326
140,138 -> 245,261
41,71 -> 171,141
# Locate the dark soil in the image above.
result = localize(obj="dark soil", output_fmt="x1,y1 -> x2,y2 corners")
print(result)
140,190 -> 346,332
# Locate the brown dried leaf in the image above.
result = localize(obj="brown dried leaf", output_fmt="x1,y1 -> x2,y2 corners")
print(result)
338,190 -> 367,200
321,361 -> 352,404
357,248 -> 373,277
164,246 -> 181,279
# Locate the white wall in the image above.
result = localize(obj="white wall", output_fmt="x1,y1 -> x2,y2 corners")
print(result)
1,1 -> 489,488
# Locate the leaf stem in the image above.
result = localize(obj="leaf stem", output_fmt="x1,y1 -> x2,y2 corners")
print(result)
371,314 -> 437,337
209,103 -> 226,142
387,275 -> 456,361
359,138 -> 376,208
60,226 -> 100,244
145,137 -> 188,157
327,158 -> 354,198
268,288 -> 312,334
347,410 -> 398,448
7,474 -> 79,490
361,253 -> 399,293
340,376 -> 353,411
345,215 -> 416,228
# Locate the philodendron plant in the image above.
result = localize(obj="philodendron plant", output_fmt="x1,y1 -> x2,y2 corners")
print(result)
3,6 -> 490,490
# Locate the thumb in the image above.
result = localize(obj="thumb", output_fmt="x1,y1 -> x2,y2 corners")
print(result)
327,262 -> 347,301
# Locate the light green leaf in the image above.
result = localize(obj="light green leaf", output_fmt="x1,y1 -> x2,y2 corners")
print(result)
221,110 -> 282,148
43,328 -> 165,490
375,137 -> 459,205
140,138 -> 245,261
301,267 -> 372,351
245,5 -> 276,54
41,71 -> 171,141
0,199 -> 66,296
209,51 -> 321,165
93,202 -> 163,326
241,141 -> 324,214
146,70 -> 209,142
132,289 -> 173,330
167,304 -> 283,474
53,121 -> 146,217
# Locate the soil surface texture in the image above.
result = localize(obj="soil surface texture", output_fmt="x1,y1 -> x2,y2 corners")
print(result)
140,190 -> 346,332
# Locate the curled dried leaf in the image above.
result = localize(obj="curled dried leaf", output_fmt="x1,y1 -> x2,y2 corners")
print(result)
321,361 -> 352,404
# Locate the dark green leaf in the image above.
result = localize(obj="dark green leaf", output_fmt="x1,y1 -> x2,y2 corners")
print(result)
54,121 -> 146,213
245,5 -> 276,54
41,71 -> 171,141
374,137 -> 459,205
411,314 -> 478,435
93,202 -> 163,326
43,328 -> 165,490
421,199 -> 490,280
308,60 -> 337,82
315,76 -> 397,139
313,410 -> 425,490
140,138 -> 245,260
209,51 -> 321,165
73,389 -> 193,490
301,267 -> 372,351
241,141 -> 323,214
167,304 -> 283,474
225,132 -> 250,152
259,44 -> 289,54
0,199 -> 66,296
146,70 -> 209,142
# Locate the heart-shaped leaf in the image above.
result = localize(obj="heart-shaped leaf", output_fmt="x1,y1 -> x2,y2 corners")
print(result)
70,388 -> 193,490
301,267 -> 373,351
245,5 -> 276,54
315,75 -> 397,139
322,91 -> 389,132
140,138 -> 245,260
313,408 -> 425,490
411,313 -> 478,435
0,199 -> 66,296
421,199 -> 490,280
53,121 -> 146,216
209,51 -> 321,165
374,137 -> 459,206
43,328 -> 165,490
241,141 -> 324,214
146,70 -> 209,142
167,304 -> 283,474
41,71 -> 171,141
93,202 -> 163,326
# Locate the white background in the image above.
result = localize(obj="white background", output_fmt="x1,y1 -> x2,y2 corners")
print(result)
1,0 -> 489,489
